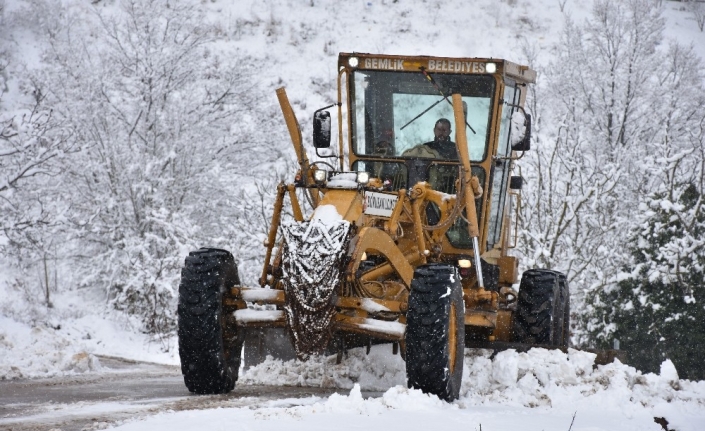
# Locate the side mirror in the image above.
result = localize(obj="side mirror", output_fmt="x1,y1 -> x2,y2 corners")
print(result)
313,110 -> 331,149
510,110 -> 531,152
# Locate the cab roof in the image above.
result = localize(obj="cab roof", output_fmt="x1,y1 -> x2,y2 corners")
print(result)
338,52 -> 536,84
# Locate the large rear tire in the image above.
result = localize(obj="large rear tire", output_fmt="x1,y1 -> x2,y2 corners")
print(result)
405,264 -> 465,402
512,269 -> 570,347
178,248 -> 243,394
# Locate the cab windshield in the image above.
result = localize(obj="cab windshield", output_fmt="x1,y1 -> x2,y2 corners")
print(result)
351,70 -> 494,161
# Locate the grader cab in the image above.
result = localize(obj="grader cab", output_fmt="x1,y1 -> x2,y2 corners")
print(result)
177,53 -> 570,401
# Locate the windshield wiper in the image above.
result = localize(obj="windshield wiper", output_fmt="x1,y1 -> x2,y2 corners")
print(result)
401,67 -> 476,134
400,96 -> 445,130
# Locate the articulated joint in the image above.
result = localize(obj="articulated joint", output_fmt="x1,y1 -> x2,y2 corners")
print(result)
408,182 -> 430,200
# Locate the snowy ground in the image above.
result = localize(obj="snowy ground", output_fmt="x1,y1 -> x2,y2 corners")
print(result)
0,275 -> 180,380
2,300 -> 705,431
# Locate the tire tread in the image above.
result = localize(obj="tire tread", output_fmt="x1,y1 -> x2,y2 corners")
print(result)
405,264 -> 465,401
178,247 -> 242,394
512,269 -> 570,347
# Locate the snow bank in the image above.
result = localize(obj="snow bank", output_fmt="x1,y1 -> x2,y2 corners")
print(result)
0,312 -> 180,380
241,344 -> 705,421
0,316 -> 102,379
459,348 -> 705,412
111,353 -> 705,431
0,283 -> 179,380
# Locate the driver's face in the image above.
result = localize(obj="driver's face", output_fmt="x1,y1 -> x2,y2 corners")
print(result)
434,122 -> 451,141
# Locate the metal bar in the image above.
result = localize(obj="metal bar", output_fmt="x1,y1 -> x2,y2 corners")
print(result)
473,237 -> 484,288
337,68 -> 346,171
275,87 -> 319,206
286,184 -> 304,222
336,297 -> 403,313
410,193 -> 428,266
259,183 -> 286,287
453,94 -> 484,289
333,314 -> 405,341
276,87 -> 307,176
241,288 -> 286,305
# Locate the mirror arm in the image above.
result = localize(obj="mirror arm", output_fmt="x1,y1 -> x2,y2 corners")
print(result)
315,147 -> 338,159
315,102 -> 340,113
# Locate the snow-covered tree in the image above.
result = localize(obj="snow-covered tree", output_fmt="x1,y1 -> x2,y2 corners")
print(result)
686,0 -> 705,32
520,0 -> 705,344
590,179 -> 705,380
0,89 -> 77,305
587,40 -> 705,375
521,0 -> 660,292
26,0 -> 272,334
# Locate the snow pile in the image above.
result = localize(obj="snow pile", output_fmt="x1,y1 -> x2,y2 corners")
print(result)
108,384 -> 463,431
240,343 -> 406,391
257,384 -> 451,418
0,316 -> 101,379
242,344 -> 705,412
459,348 -> 705,410
111,352 -> 705,431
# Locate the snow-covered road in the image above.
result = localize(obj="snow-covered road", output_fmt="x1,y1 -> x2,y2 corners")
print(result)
0,357 -> 368,431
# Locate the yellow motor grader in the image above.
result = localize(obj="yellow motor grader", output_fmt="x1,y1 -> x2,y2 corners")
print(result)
177,53 -> 571,401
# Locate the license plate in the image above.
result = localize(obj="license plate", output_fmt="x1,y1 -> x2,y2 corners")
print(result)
364,191 -> 398,217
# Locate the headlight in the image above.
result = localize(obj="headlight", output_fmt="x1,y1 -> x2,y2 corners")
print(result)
485,62 -> 497,73
458,259 -> 472,278
356,171 -> 370,185
314,169 -> 327,183
349,57 -> 359,68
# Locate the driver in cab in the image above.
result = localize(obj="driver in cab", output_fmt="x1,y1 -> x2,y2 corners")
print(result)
402,118 -> 458,160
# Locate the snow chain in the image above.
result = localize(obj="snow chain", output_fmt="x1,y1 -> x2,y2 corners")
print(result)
281,220 -> 351,360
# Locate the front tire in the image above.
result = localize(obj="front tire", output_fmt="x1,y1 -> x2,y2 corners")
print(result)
178,248 -> 243,394
405,264 -> 465,402
512,269 -> 570,347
